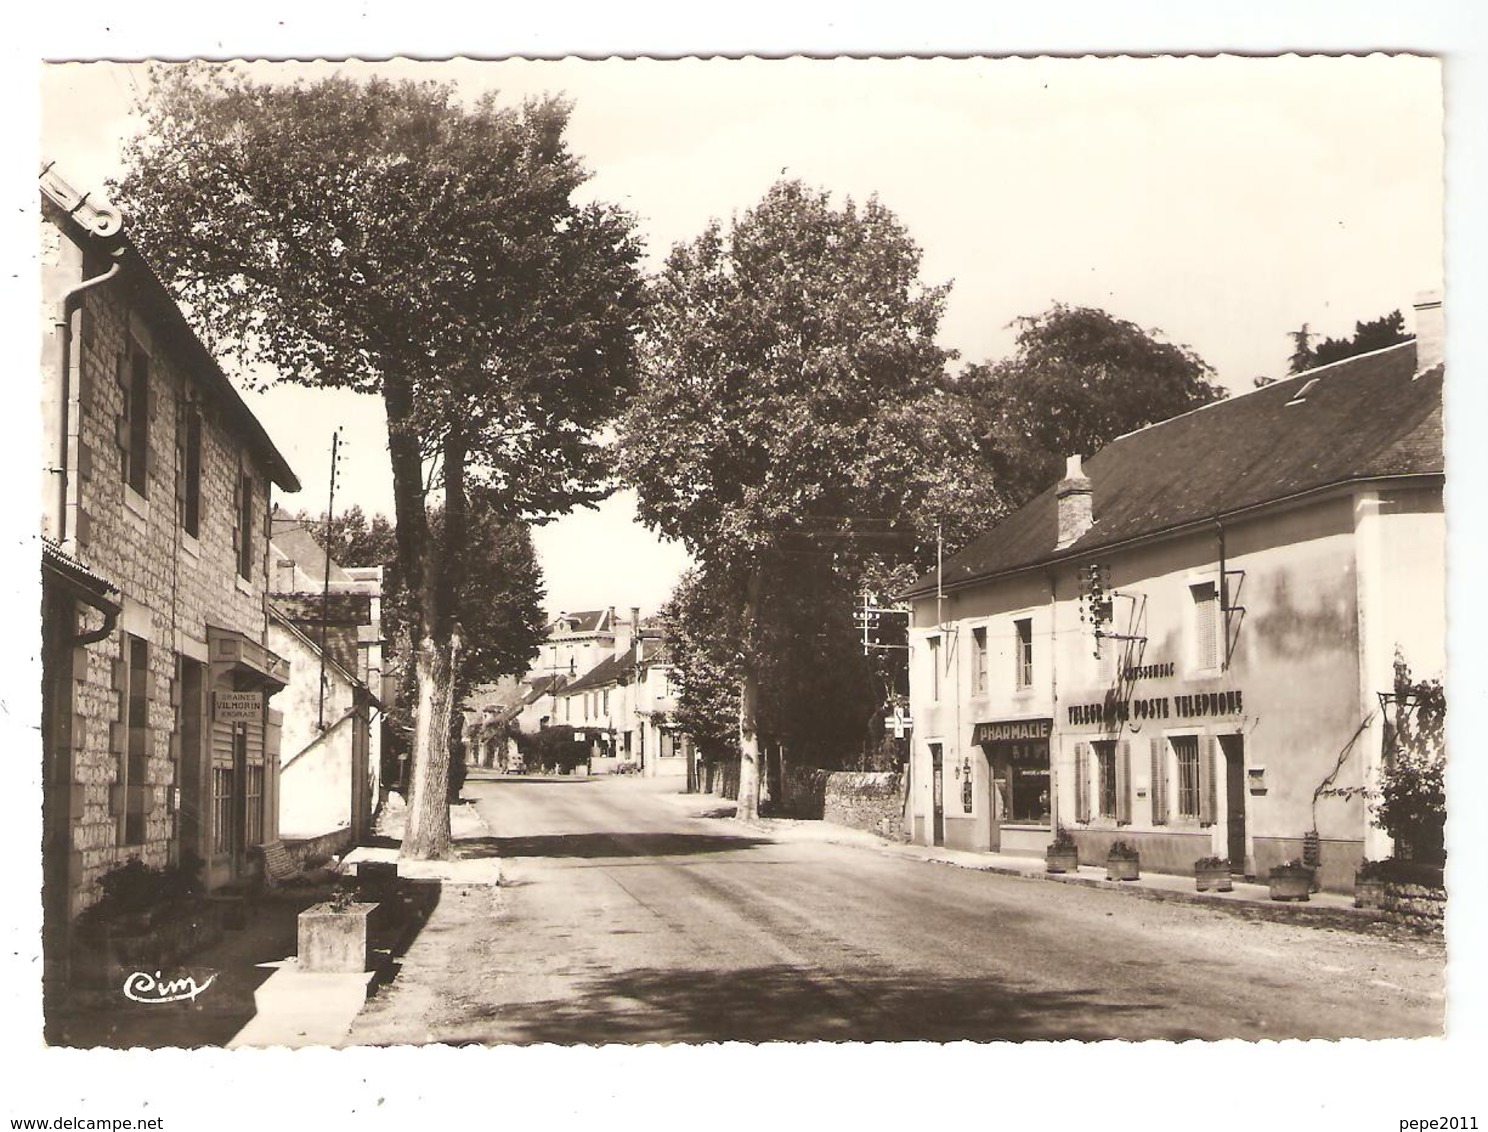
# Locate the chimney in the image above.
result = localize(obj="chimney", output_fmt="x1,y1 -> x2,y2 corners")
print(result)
1413,289 -> 1444,373
631,607 -> 643,663
1055,455 -> 1093,549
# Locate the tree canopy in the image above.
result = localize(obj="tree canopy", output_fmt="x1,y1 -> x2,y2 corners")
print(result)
114,64 -> 647,856
1287,310 -> 1413,375
955,304 -> 1224,507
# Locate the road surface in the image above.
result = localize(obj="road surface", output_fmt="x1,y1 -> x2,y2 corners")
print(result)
346,773 -> 1444,1044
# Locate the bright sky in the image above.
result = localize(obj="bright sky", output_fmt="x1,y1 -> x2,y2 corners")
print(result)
37,55 -> 1445,618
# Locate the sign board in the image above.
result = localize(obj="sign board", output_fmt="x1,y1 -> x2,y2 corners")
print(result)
886,706 -> 912,739
972,718 -> 1052,745
214,691 -> 262,722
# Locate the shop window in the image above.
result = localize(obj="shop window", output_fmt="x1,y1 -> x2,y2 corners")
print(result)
1006,741 -> 1051,824
244,763 -> 264,848
1191,581 -> 1220,670
1014,618 -> 1033,689
211,766 -> 234,856
972,626 -> 988,695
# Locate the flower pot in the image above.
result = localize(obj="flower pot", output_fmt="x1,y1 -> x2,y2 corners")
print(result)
1106,857 -> 1140,882
298,901 -> 380,973
1354,876 -> 1387,909
1045,847 -> 1079,874
1268,866 -> 1313,902
1195,866 -> 1233,893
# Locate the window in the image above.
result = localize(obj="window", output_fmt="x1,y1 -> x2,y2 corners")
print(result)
1015,618 -> 1034,689
212,766 -> 234,856
121,344 -> 150,496
181,404 -> 202,538
122,634 -> 150,845
602,688 -> 610,715
927,636 -> 941,702
972,626 -> 988,695
1173,735 -> 1201,819
235,472 -> 255,580
1094,740 -> 1117,819
1191,581 -> 1220,670
244,764 -> 264,848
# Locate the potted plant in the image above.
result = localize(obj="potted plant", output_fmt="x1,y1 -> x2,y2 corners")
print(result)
1354,858 -> 1388,909
1106,840 -> 1140,881
1268,859 -> 1314,902
1194,855 -> 1233,892
1045,826 -> 1080,873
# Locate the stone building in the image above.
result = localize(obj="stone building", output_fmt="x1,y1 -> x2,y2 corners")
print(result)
902,303 -> 1444,892
39,164 -> 300,984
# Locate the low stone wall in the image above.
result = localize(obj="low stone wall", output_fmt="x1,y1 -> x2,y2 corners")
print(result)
1380,879 -> 1446,932
283,826 -> 357,870
782,767 -> 906,841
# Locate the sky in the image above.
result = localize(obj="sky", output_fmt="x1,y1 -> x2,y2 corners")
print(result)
36,54 -> 1446,618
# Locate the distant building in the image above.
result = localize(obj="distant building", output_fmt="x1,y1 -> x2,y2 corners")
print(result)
902,307 -> 1444,892
39,162 -> 301,995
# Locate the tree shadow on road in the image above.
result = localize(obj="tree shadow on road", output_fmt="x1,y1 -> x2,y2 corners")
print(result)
450,964 -> 1191,1044
454,832 -> 773,861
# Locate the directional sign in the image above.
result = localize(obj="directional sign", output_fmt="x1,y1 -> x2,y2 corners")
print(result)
886,706 -> 912,739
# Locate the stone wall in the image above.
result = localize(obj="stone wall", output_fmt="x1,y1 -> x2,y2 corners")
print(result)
782,767 -> 906,841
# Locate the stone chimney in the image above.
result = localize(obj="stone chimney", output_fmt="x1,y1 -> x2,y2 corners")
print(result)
631,606 -> 643,663
1414,289 -> 1444,373
1055,455 -> 1093,549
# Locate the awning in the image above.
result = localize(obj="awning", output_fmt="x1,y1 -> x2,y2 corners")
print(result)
208,624 -> 290,691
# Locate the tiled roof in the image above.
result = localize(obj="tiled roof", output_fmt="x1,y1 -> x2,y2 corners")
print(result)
560,651 -> 635,695
549,609 -> 609,634
905,341 -> 1442,597
271,522 -> 357,586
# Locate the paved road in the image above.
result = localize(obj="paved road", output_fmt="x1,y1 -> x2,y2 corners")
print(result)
347,773 -> 1444,1044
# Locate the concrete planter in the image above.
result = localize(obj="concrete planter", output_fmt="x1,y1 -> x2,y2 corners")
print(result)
1045,846 -> 1080,874
298,901 -> 379,973
1268,865 -> 1313,902
1354,876 -> 1387,909
1195,864 -> 1233,892
1106,856 -> 1140,882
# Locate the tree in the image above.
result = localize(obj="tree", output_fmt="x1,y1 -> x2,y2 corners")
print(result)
114,65 -> 646,857
956,305 -> 1224,507
621,180 -> 966,818
1287,323 -> 1317,375
1313,310 -> 1412,368
1375,653 -> 1446,862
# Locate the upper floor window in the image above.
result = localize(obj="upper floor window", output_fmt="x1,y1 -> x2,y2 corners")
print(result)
234,471 -> 255,580
1191,581 -> 1220,670
181,404 -> 202,538
927,635 -> 941,702
1014,618 -> 1034,689
119,343 -> 150,496
971,626 -> 988,696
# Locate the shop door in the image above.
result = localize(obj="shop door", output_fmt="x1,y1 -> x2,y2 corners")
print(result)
1221,734 -> 1246,872
986,754 -> 1003,853
931,744 -> 945,846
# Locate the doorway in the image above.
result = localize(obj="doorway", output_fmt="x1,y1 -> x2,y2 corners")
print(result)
930,743 -> 945,846
1220,734 -> 1247,873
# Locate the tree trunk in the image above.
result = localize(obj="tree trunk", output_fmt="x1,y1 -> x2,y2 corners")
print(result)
736,565 -> 763,821
403,630 -> 458,858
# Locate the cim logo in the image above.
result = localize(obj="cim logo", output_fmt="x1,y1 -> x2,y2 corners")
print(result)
122,969 -> 217,1004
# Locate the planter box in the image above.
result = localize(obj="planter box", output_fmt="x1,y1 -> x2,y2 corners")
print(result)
1195,867 -> 1233,893
1268,867 -> 1313,902
1045,848 -> 1079,874
298,901 -> 379,973
1354,877 -> 1387,909
1106,857 -> 1140,882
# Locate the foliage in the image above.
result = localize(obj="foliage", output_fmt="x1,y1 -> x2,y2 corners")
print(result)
1374,653 -> 1446,862
1106,841 -> 1139,860
1272,860 -> 1312,874
1050,825 -> 1077,849
112,64 -> 646,857
1286,310 -> 1412,374
621,180 -> 978,813
955,304 -> 1224,506
514,724 -> 591,774
88,855 -> 202,920
1194,856 -> 1230,870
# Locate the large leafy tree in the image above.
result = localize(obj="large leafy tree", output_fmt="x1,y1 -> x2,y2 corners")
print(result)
957,304 -> 1224,506
621,180 -> 972,818
115,65 -> 646,857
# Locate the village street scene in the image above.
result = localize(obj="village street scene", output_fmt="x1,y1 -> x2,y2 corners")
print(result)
19,44 -> 1472,1130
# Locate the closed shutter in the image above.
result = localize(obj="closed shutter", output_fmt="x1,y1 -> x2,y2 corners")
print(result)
1074,742 -> 1090,823
1150,737 -> 1167,825
1116,740 -> 1132,824
1199,734 -> 1217,826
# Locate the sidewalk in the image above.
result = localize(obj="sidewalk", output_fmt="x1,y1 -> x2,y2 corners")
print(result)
664,792 -> 1396,935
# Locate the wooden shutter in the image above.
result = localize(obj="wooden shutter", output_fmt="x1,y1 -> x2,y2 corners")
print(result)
1150,737 -> 1167,825
231,475 -> 244,555
1074,741 -> 1090,823
1116,740 -> 1132,824
1199,734 -> 1217,826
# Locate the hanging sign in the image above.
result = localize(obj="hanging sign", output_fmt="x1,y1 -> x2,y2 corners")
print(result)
214,691 -> 262,721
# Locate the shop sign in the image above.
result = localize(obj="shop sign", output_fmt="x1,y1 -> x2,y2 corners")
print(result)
1067,688 -> 1244,727
214,690 -> 262,721
972,718 -> 1052,745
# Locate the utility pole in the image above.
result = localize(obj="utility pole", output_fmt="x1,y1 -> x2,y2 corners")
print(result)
317,429 -> 340,731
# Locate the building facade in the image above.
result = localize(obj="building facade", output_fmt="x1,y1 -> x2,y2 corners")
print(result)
904,315 -> 1444,892
39,160 -> 301,987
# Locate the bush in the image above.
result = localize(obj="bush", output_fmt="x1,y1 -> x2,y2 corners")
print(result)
1375,655 -> 1446,862
1107,840 -> 1139,860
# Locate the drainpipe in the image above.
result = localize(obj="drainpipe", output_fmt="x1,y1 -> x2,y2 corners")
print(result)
52,255 -> 123,550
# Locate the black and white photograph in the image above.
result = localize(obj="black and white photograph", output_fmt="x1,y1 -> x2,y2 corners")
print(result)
9,10 -> 1488,1131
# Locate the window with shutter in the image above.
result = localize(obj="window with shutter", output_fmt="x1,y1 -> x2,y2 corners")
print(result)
1191,581 -> 1220,671
124,345 -> 150,496
1116,741 -> 1132,824
1199,734 -> 1217,826
1173,735 -> 1201,819
1150,737 -> 1168,825
236,472 -> 254,579
1074,742 -> 1090,823
181,404 -> 201,538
